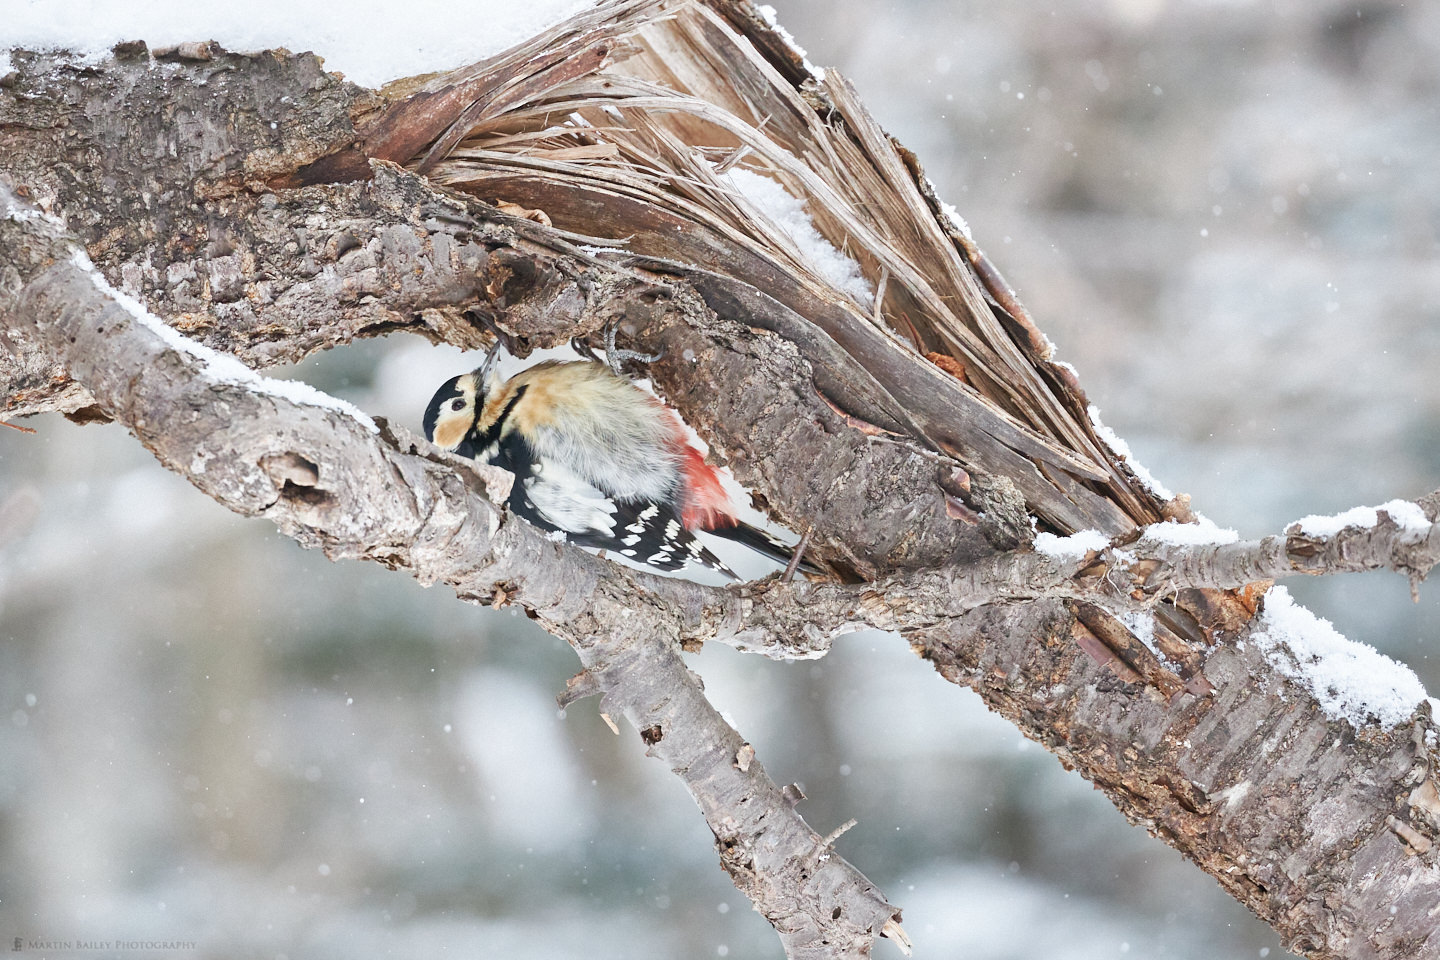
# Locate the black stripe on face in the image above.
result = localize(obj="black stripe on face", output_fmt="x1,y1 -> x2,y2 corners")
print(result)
471,383 -> 528,456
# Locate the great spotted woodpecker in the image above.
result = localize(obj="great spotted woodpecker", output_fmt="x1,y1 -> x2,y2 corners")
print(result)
422,346 -> 802,578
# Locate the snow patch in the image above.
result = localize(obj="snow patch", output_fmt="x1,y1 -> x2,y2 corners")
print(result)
1379,499 -> 1434,533
939,200 -> 973,242
755,4 -> 825,80
1033,528 -> 1109,561
0,0 -> 593,89
1,193 -> 64,228
1088,405 -> 1174,500
1140,514 -> 1240,546
718,167 -> 872,306
74,251 -> 377,432
1294,499 -> 1432,538
1294,505 -> 1378,537
1118,608 -> 1159,658
1248,586 -> 1427,729
918,174 -> 974,243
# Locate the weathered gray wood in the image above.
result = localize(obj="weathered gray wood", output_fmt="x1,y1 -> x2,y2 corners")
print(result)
5,3 -> 1440,956
0,42 -> 995,577
912,603 -> 1440,960
0,185 -> 905,959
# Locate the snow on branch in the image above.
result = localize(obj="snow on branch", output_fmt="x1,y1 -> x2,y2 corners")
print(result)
1294,499 -> 1433,538
1247,586 -> 1429,728
71,249 -> 380,432
1134,496 -> 1440,593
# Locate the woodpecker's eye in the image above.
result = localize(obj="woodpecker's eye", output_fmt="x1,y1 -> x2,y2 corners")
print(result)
450,398 -> 466,412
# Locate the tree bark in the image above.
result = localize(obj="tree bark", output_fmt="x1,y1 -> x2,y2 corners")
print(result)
4,2 -> 1440,957
0,186 -> 904,958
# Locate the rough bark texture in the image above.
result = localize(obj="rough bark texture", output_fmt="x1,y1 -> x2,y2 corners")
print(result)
0,191 -> 903,959
5,2 -> 1440,957
912,606 -> 1440,960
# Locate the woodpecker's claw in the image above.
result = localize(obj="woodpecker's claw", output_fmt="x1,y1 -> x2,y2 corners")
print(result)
604,322 -> 664,377
606,345 -> 665,376
569,335 -> 602,364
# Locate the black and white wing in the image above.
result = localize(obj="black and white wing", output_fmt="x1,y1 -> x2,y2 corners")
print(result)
493,433 -> 735,577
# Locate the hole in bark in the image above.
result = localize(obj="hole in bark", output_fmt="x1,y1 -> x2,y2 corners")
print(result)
262,451 -> 321,487
831,907 -> 842,920
825,556 -> 865,584
62,405 -> 112,425
484,251 -> 539,306
279,480 -> 331,506
640,724 -> 663,746
325,231 -> 360,260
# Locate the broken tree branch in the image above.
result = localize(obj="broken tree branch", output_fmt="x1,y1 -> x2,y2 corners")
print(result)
0,182 -> 907,960
12,168 -> 1440,957
6,5 -> 1440,955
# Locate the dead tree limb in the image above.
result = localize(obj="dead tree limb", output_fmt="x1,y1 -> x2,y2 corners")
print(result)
0,184 -> 905,960
5,1 -> 1440,956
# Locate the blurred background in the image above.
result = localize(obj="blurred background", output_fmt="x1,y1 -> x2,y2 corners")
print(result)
4,0 -> 1439,957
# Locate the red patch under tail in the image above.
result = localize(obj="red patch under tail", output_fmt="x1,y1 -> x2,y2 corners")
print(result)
664,411 -> 735,531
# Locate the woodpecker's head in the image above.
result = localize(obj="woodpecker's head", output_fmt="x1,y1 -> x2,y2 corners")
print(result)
423,344 -> 501,458
423,371 -> 485,456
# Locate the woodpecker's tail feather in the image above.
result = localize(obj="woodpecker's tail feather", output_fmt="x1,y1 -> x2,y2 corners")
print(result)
704,521 -> 822,575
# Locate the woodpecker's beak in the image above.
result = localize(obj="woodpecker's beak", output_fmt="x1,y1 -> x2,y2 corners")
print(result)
474,341 -> 502,385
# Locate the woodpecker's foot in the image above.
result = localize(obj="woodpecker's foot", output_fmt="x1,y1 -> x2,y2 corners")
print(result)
603,322 -> 664,377
569,335 -> 602,365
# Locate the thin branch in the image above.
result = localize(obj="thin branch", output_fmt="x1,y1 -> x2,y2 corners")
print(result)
1139,509 -> 1440,591
711,509 -> 1440,659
